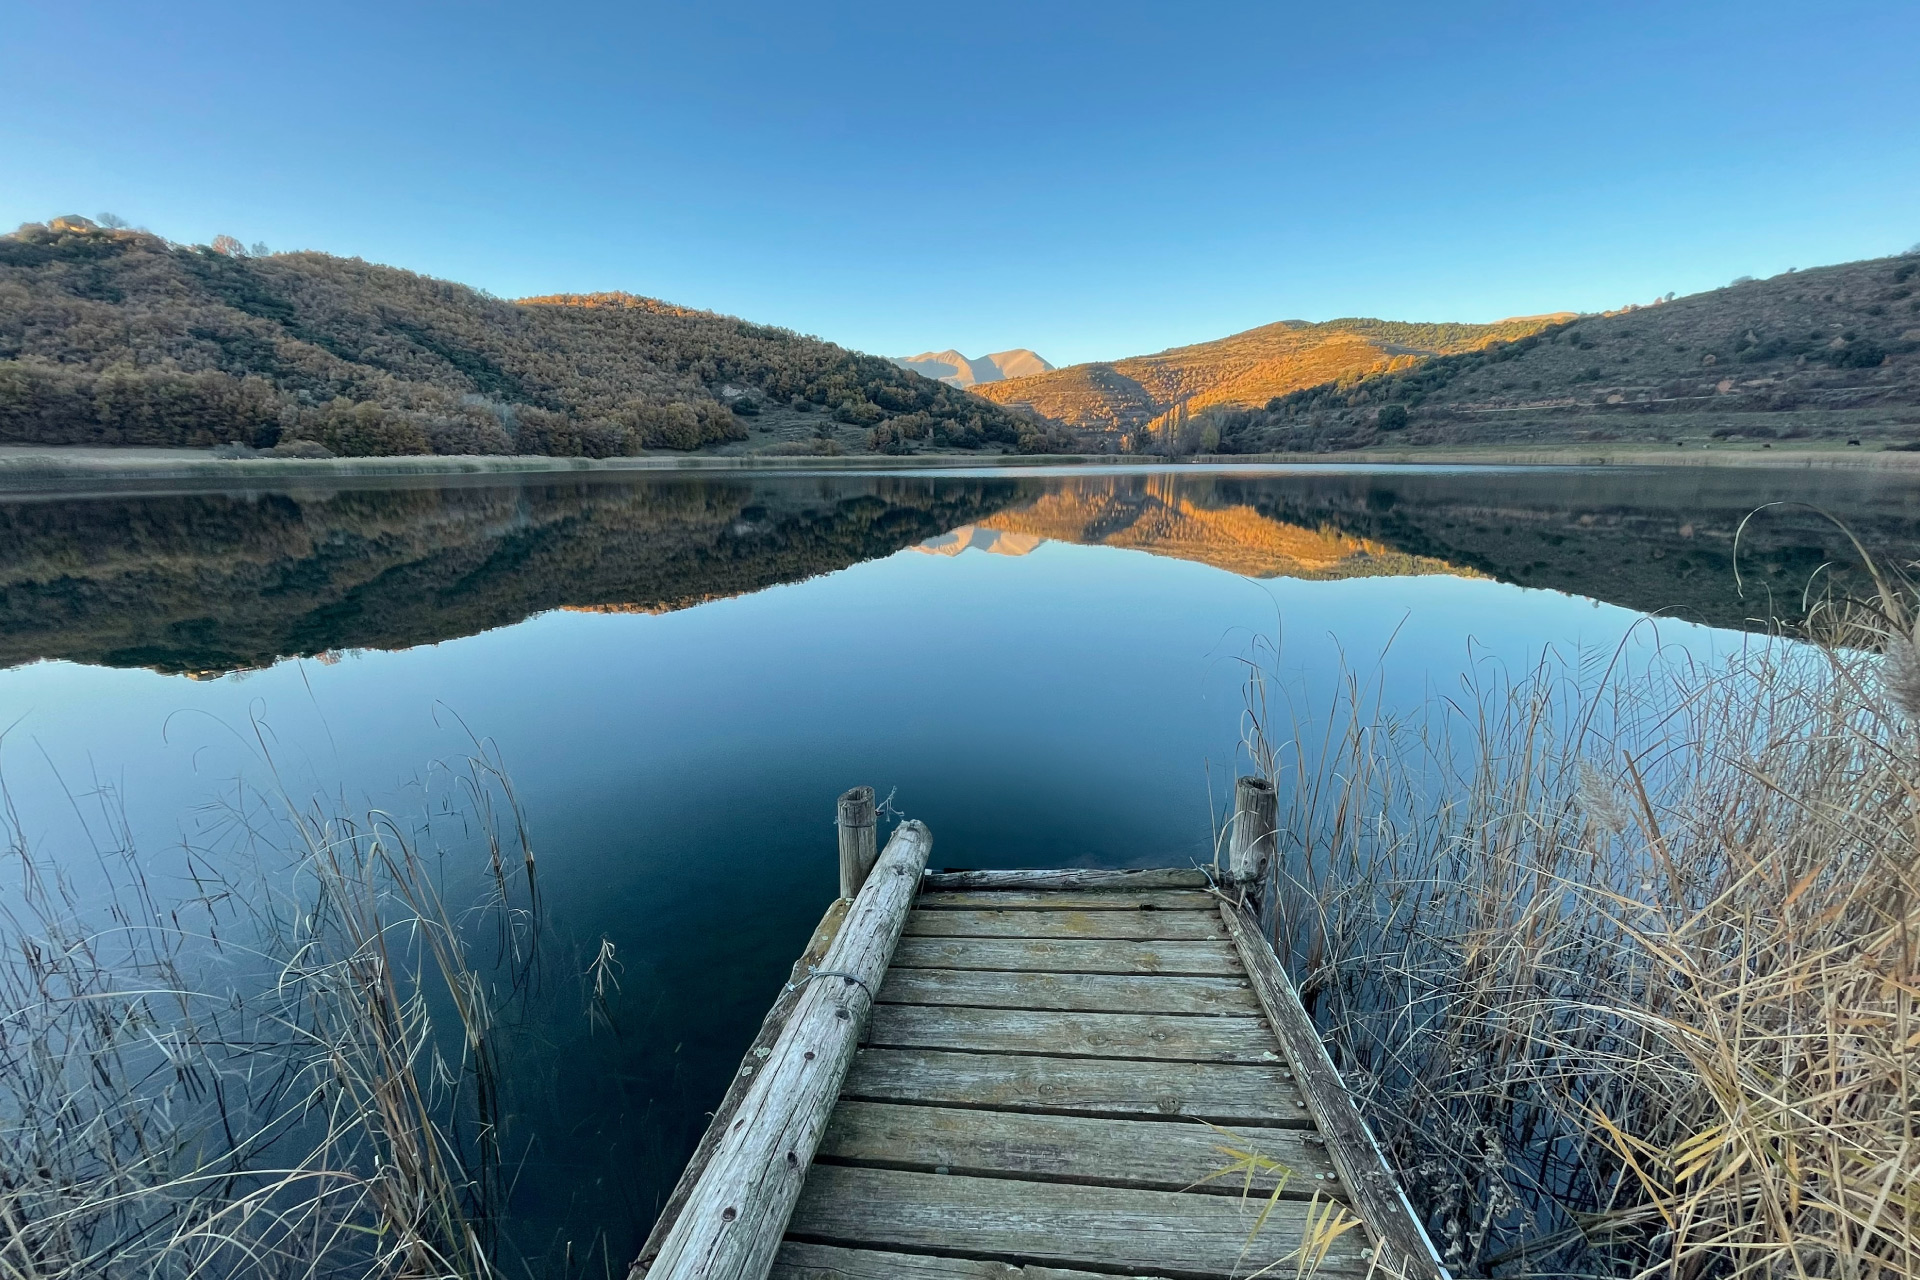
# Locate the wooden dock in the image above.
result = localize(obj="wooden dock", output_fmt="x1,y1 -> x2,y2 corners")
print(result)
633,784 -> 1447,1280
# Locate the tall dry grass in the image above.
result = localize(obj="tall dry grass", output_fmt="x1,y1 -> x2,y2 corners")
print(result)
0,746 -> 538,1280
1244,580 -> 1918,1277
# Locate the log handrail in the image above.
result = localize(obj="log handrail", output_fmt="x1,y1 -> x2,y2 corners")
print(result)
643,818 -> 933,1280
628,898 -> 849,1277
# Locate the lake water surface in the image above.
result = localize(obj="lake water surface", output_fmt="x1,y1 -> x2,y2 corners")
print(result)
2,463 -> 1915,1269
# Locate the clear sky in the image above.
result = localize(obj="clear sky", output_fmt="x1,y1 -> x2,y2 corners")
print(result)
3,1 -> 1916,366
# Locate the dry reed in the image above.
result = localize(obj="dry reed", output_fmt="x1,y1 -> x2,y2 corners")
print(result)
0,744 -> 539,1280
1244,577 -> 1918,1278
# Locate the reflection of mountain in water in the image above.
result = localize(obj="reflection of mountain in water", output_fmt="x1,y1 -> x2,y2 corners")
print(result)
0,477 -> 1034,673
936,480 -> 1476,580
913,527 -> 1044,559
0,468 -> 1913,674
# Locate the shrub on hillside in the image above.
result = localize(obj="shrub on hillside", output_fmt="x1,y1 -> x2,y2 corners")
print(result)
0,219 -> 1034,457
293,400 -> 431,457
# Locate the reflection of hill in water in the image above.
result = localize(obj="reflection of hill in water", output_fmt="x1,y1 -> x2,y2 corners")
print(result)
0,477 -> 1034,673
0,468 -> 1913,674
938,481 -> 1476,580
1210,469 -> 1920,631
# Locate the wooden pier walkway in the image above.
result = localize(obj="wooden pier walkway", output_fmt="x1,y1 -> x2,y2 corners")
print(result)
633,785 -> 1447,1280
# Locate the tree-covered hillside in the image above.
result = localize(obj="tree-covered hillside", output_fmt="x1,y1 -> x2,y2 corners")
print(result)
0,217 -> 1058,457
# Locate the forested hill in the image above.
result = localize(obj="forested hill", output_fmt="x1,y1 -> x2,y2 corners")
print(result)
1210,253 -> 1920,453
970,313 -> 1568,435
0,216 -> 1060,458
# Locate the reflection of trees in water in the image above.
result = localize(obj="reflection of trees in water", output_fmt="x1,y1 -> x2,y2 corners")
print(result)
0,469 -> 1912,673
1203,469 -> 1920,631
0,477 -> 1038,673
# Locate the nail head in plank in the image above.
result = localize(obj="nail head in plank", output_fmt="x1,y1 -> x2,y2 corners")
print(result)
772,1241 -> 1168,1280
818,1100 -> 1340,1196
876,969 -> 1261,1016
866,1005 -> 1283,1064
892,937 -> 1242,976
916,890 -> 1220,911
904,909 -> 1224,941
842,1049 -> 1310,1127
787,1164 -> 1367,1278
1218,900 -> 1450,1280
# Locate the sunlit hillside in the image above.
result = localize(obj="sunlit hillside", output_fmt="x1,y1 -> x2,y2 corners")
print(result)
972,315 -> 1569,433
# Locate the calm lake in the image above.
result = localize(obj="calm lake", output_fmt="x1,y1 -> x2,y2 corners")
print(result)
2,462 -> 1915,1269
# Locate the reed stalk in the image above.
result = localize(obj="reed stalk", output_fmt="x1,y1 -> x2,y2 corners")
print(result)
0,745 -> 539,1279
1245,580 -> 1918,1278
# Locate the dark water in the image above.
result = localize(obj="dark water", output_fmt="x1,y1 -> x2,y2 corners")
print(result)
2,463 -> 1915,1268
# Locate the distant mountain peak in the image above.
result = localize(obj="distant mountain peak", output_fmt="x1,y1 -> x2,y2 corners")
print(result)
895,348 -> 1054,388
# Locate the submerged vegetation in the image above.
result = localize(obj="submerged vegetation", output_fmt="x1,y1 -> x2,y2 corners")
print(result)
1246,551 -> 1919,1276
0,746 -> 540,1278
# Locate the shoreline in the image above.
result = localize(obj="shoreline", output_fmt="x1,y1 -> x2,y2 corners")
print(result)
0,442 -> 1915,494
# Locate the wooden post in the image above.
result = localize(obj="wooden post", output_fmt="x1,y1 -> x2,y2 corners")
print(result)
1228,775 -> 1276,892
645,819 -> 933,1280
837,785 -> 877,899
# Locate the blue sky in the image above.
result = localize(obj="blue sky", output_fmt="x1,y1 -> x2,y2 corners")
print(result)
3,1 -> 1915,366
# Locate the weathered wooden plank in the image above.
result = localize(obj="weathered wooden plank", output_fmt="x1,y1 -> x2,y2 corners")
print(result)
771,1241 -> 1160,1280
916,889 -> 1219,911
892,936 -> 1242,976
818,1100 -> 1341,1196
904,908 -> 1223,941
787,1165 -> 1368,1278
923,868 -> 1216,892
632,897 -> 850,1275
866,1005 -> 1282,1064
876,968 -> 1261,1016
644,822 -> 933,1280
1220,901 -> 1450,1280
841,1049 -> 1311,1126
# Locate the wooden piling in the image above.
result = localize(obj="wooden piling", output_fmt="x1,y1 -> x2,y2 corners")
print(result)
837,785 -> 877,899
1228,775 -> 1276,891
